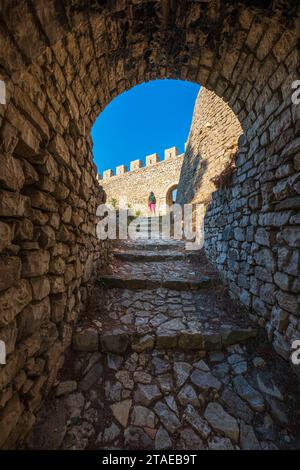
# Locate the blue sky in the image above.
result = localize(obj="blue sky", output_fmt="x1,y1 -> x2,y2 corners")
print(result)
92,80 -> 200,175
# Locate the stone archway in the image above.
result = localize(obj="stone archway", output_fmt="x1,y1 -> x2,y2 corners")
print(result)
0,0 -> 299,448
165,183 -> 178,207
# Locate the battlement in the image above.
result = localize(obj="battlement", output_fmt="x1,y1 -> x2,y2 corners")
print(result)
100,145 -> 185,179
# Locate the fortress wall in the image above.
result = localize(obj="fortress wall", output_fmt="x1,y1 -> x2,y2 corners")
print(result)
101,149 -> 184,215
177,87 -> 242,205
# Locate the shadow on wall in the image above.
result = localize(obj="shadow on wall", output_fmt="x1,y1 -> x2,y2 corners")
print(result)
177,143 -> 209,205
176,88 -> 243,207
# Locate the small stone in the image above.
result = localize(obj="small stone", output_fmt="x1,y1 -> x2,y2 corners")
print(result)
124,426 -> 152,449
193,360 -> 210,371
190,369 -> 222,392
124,353 -> 139,372
233,376 -> 265,412
105,381 -> 122,402
100,329 -> 129,354
174,362 -> 192,388
178,384 -> 199,407
111,399 -> 132,427
154,401 -> 181,434
232,361 -> 248,375
121,313 -> 133,325
178,330 -> 204,350
150,314 -> 168,327
79,364 -> 103,392
240,421 -> 260,450
253,357 -> 266,368
208,436 -> 235,450
132,334 -> 155,352
56,381 -> 77,397
165,395 -> 178,415
227,353 -> 245,365
184,404 -> 211,439
204,402 -> 239,443
212,363 -> 229,378
82,352 -> 102,377
133,371 -> 152,384
116,371 -> 134,390
152,356 -> 170,374
162,318 -> 186,331
73,328 -> 99,352
107,353 -> 123,370
134,384 -> 162,406
131,405 -> 156,428
65,393 -> 85,419
209,352 -> 225,363
179,428 -> 205,449
220,389 -> 254,424
155,426 -> 172,450
157,374 -> 174,393
102,422 -> 121,443
256,372 -> 283,400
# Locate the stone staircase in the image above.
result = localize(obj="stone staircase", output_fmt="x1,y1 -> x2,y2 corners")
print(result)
26,233 -> 300,451
92,237 -> 257,353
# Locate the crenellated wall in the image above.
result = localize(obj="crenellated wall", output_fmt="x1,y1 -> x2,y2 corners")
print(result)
101,147 -> 184,214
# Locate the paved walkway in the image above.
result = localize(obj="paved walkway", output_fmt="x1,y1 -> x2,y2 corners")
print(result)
27,236 -> 300,450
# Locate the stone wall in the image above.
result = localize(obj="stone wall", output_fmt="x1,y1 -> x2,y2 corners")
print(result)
177,63 -> 300,368
204,125 -> 300,363
0,55 -> 110,449
177,87 -> 242,205
0,0 -> 299,449
101,147 -> 184,215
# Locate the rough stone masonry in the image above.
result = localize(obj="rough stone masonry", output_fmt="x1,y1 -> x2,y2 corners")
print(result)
101,146 -> 184,215
0,0 -> 299,449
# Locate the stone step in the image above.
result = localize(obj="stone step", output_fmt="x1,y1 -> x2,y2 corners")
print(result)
97,274 -> 215,290
73,323 -> 257,355
120,240 -> 186,251
113,250 -> 202,262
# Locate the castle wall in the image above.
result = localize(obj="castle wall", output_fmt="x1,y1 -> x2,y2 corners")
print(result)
177,87 -> 242,205
101,149 -> 184,215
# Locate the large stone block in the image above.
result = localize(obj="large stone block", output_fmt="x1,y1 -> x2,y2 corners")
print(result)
30,276 -> 50,301
73,327 -> 99,352
17,297 -> 51,339
0,222 -> 12,252
21,250 -> 50,278
0,256 -> 21,292
48,134 -> 70,166
0,280 -> 32,327
0,191 -> 30,217
0,153 -> 25,191
0,394 -> 23,448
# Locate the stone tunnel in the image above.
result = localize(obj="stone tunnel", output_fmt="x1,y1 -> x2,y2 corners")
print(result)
0,0 -> 299,449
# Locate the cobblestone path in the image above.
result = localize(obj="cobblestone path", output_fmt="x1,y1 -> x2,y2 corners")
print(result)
27,236 -> 300,450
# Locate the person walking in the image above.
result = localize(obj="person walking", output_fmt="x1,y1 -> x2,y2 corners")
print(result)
148,191 -> 156,215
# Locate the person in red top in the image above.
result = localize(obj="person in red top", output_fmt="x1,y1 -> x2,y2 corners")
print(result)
148,191 -> 156,215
